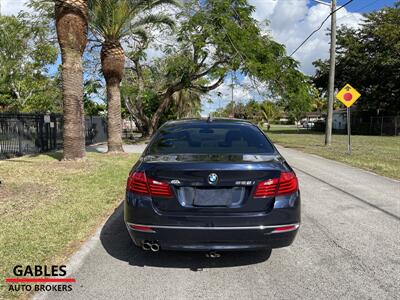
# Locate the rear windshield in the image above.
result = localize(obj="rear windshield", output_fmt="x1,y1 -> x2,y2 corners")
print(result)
147,123 -> 275,155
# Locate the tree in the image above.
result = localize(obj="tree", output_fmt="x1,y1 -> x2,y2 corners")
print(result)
0,14 -> 59,112
213,101 -> 234,118
122,49 -> 205,135
260,101 -> 279,123
88,0 -> 178,152
213,99 -> 280,126
171,89 -> 203,119
55,0 -> 89,160
124,0 -> 313,135
84,79 -> 106,116
313,2 -> 400,115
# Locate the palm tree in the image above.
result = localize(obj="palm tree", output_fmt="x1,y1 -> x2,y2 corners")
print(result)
172,89 -> 203,119
312,97 -> 326,113
55,0 -> 88,160
260,101 -> 278,123
89,0 -> 177,152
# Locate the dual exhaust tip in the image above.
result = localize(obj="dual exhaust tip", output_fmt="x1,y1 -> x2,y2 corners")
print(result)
141,241 -> 221,258
142,241 -> 160,252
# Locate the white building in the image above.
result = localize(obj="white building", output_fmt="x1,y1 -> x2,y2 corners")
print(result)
333,109 -> 347,130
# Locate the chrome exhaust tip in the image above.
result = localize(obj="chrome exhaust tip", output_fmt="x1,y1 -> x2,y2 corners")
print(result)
142,241 -> 151,251
206,251 -> 221,258
150,242 -> 160,252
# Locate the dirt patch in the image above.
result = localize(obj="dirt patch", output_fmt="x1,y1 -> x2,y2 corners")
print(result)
0,181 -> 59,218
0,157 -> 95,219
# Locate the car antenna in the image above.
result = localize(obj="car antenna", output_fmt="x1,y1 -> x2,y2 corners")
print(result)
207,113 -> 213,123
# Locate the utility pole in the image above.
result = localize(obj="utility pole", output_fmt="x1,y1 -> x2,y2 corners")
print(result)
231,73 -> 234,104
322,0 -> 337,146
231,72 -> 235,117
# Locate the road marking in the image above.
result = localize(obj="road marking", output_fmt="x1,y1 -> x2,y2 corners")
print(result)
293,167 -> 400,221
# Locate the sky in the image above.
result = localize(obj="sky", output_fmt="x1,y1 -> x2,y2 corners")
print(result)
205,0 -> 398,115
1,0 -> 397,115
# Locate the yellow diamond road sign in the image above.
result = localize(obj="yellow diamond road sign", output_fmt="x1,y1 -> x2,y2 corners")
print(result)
336,84 -> 361,107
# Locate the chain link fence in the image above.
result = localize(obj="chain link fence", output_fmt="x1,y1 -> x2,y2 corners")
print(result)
314,115 -> 399,136
365,116 -> 400,136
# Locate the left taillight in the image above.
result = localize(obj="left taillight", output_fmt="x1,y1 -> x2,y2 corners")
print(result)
127,172 -> 149,195
127,172 -> 172,198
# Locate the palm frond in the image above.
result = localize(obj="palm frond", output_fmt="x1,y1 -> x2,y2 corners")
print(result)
131,27 -> 149,44
89,0 -> 137,41
145,0 -> 182,10
89,0 -> 178,42
132,14 -> 175,30
172,88 -> 202,118
132,0 -> 182,11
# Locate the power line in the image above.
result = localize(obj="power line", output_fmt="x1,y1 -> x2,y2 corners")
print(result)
289,0 -> 355,57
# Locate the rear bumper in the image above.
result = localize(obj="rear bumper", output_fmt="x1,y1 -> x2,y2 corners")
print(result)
124,191 -> 300,251
126,223 -> 299,251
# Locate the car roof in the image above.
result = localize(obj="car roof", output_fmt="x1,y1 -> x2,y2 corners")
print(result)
163,118 -> 254,127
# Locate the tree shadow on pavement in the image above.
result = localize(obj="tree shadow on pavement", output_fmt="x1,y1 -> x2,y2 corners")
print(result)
100,203 -> 272,271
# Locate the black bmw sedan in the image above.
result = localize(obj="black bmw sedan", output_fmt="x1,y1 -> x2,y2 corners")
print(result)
124,118 -> 300,252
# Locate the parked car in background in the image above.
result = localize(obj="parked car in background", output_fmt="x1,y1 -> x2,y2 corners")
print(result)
125,118 -> 300,252
302,121 -> 314,129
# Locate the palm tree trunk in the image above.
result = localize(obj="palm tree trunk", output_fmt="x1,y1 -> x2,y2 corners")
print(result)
55,0 -> 88,160
106,78 -> 123,151
61,50 -> 86,158
101,41 -> 124,152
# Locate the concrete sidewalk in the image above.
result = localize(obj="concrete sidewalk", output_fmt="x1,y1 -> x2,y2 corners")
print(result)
86,143 -> 147,154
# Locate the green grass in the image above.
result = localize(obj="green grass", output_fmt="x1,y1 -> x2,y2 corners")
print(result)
264,125 -> 400,180
0,152 -> 139,299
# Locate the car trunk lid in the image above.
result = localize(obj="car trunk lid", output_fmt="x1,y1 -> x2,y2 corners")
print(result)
141,154 -> 283,214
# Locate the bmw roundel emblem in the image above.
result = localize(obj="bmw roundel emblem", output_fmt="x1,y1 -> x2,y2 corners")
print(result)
208,173 -> 218,185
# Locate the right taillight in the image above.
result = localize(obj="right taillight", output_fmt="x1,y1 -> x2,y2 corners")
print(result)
253,171 -> 298,198
127,172 -> 172,198
276,171 -> 298,196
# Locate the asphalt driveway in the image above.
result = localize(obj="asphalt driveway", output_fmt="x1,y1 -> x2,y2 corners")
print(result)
35,145 -> 400,300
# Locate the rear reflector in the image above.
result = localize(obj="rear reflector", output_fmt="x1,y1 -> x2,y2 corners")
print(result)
127,172 -> 173,198
270,225 -> 299,234
130,224 -> 155,233
253,171 -> 298,198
